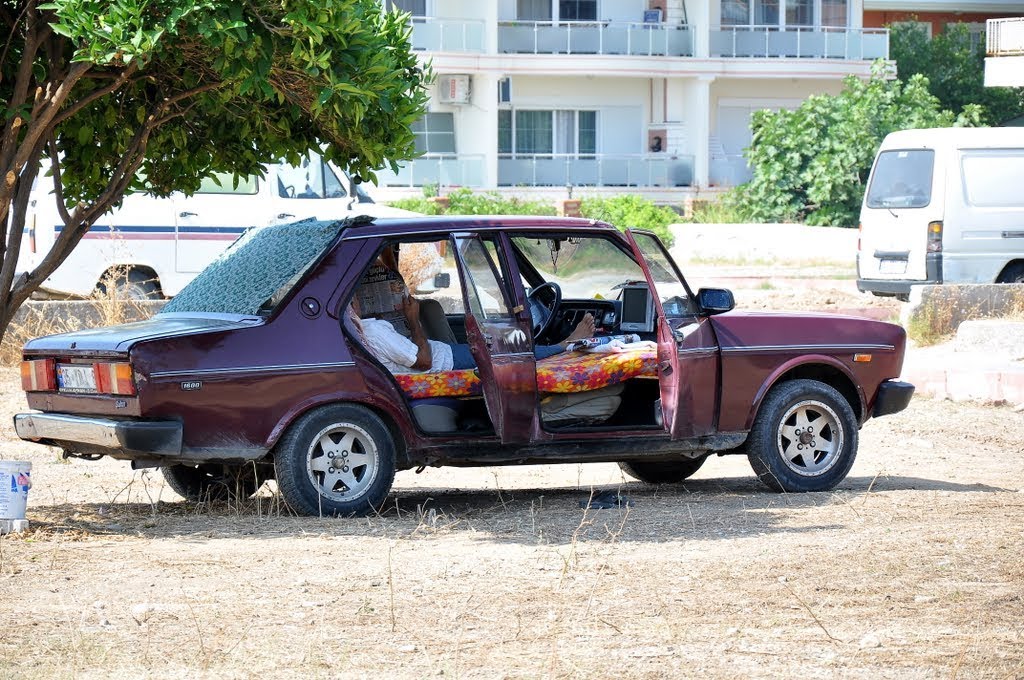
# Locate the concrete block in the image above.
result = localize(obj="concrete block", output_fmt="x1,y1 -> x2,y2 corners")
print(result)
902,284 -> 1024,339
955,320 -> 1024,357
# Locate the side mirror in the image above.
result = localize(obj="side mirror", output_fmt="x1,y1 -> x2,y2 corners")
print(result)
697,287 -> 735,315
433,272 -> 451,289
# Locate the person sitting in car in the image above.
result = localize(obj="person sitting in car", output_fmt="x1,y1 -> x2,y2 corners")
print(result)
349,296 -> 594,374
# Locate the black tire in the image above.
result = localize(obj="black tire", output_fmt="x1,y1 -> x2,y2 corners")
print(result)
273,404 -> 395,517
619,457 -> 707,484
100,269 -> 163,300
997,262 -> 1024,284
161,463 -> 266,502
746,379 -> 858,493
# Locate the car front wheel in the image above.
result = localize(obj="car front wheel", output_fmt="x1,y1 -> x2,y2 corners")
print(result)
746,379 -> 858,493
274,404 -> 396,517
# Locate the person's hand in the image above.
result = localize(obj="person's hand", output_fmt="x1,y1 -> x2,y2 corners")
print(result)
401,295 -> 420,324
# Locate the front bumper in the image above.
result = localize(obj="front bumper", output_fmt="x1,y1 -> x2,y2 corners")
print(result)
873,380 -> 915,417
15,413 -> 182,457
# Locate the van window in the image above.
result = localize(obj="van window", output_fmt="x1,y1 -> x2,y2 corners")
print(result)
961,150 -> 1024,207
198,172 -> 259,195
276,157 -> 348,200
865,149 -> 934,209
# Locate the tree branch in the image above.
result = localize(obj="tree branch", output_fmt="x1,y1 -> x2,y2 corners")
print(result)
53,62 -> 139,126
0,142 -> 44,305
45,133 -> 73,226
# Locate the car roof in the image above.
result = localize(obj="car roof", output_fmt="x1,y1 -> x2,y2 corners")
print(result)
339,214 -> 617,240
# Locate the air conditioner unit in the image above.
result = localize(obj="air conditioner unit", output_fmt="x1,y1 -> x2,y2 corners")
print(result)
438,75 -> 471,104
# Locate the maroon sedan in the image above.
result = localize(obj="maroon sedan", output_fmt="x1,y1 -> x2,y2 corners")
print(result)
15,216 -> 913,516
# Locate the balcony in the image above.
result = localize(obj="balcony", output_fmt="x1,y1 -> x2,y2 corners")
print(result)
376,155 -> 486,188
409,17 -> 485,53
498,154 -> 693,187
985,18 -> 1024,87
498,21 -> 693,57
710,26 -> 889,60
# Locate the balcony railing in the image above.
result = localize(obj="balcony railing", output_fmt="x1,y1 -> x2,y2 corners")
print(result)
498,154 -> 693,187
709,155 -> 751,188
376,154 -> 486,188
498,21 -> 693,57
710,25 -> 888,60
409,17 -> 485,53
987,17 -> 1024,56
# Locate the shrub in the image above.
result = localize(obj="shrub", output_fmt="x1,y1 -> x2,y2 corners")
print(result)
579,195 -> 678,246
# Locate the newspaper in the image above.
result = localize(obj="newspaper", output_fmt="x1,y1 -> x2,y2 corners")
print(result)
355,264 -> 410,336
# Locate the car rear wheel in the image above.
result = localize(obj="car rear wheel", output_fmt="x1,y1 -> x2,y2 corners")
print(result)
618,457 -> 707,484
274,404 -> 395,517
161,463 -> 266,502
746,379 -> 858,493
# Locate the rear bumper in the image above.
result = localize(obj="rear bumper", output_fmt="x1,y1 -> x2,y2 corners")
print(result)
857,252 -> 942,296
14,413 -> 182,457
873,380 -> 915,418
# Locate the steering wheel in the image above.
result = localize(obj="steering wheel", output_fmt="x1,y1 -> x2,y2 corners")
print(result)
527,281 -> 562,339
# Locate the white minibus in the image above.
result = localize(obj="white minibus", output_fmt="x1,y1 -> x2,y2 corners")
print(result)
857,127 -> 1024,300
18,152 -> 414,299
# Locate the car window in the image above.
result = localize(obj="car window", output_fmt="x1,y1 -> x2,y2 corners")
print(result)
510,234 -> 646,299
162,220 -> 343,315
454,236 -> 511,320
628,231 -> 699,318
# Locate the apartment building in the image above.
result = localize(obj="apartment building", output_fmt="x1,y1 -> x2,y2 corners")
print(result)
374,0 -> 891,202
985,16 -> 1024,86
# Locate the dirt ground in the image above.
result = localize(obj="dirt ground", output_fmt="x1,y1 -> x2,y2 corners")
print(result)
0,275 -> 1020,679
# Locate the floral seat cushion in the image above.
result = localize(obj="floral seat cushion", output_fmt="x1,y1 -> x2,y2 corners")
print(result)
393,346 -> 658,398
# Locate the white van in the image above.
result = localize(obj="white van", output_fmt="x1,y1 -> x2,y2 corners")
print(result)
19,152 -> 414,298
857,127 -> 1024,299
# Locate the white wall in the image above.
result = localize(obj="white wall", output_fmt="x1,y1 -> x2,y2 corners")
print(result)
435,0 -> 487,20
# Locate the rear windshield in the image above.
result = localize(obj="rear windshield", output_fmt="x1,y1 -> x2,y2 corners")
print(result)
865,149 -> 935,209
161,219 -> 344,316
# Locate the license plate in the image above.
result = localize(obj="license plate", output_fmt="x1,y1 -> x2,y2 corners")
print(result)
56,364 -> 97,393
878,259 -> 907,275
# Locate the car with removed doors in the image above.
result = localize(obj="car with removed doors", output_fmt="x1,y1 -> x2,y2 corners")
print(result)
17,152 -> 415,300
14,216 -> 914,516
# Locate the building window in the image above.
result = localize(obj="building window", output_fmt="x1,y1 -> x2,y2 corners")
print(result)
821,0 -> 846,27
517,0 -> 551,21
559,0 -> 597,21
721,0 -> 847,28
499,109 -> 597,156
412,113 -> 456,154
385,0 -> 426,16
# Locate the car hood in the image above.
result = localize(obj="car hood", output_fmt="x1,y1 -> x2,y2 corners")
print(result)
23,313 -> 262,355
709,310 -> 907,351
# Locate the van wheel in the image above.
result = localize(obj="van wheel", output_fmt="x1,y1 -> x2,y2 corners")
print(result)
997,262 -> 1024,284
619,457 -> 707,484
746,379 -> 858,493
99,269 -> 163,300
274,404 -> 395,517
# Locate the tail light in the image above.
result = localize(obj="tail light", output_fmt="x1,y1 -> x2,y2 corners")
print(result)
927,220 -> 943,253
94,362 -> 137,396
21,359 -> 56,392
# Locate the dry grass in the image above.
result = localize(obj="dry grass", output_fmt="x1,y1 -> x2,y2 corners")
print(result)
0,271 -> 156,365
907,286 -> 1024,346
1,391 -> 1022,678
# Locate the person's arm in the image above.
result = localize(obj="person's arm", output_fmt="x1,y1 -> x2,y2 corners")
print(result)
403,296 -> 433,371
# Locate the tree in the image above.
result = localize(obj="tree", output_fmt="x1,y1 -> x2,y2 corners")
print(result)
731,65 -> 981,227
891,21 -> 1024,126
1,0 -> 428,341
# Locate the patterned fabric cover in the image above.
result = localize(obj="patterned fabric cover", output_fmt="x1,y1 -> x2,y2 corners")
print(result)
394,346 -> 658,398
535,346 -> 658,393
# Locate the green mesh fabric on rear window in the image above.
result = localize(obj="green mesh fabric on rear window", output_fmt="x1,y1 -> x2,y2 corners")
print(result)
162,219 -> 344,315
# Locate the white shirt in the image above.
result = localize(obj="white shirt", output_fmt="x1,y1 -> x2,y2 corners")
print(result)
361,317 -> 454,374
